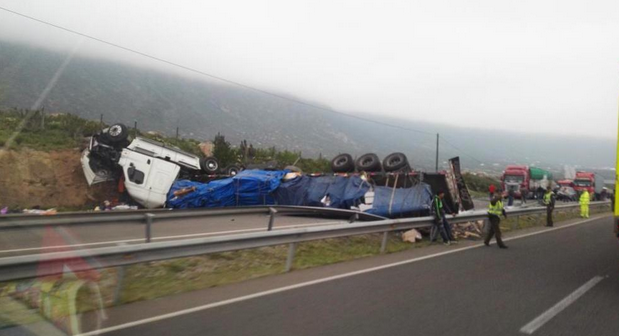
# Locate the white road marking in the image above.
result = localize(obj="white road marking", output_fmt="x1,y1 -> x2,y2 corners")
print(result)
0,221 -> 347,255
76,215 -> 608,336
519,275 -> 605,334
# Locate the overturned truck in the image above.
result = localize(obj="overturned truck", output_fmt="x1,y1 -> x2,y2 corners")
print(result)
82,124 -> 474,217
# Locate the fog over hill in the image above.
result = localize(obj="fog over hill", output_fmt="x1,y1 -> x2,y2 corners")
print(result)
0,41 -> 615,174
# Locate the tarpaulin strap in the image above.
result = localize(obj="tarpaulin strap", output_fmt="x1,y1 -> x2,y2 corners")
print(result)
388,174 -> 399,216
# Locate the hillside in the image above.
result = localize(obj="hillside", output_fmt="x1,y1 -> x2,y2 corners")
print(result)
0,40 -> 615,172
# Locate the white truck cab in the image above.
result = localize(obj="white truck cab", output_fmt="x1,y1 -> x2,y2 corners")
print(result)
81,124 -> 221,209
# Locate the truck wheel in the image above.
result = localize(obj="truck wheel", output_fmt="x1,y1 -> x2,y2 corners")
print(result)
331,154 -> 355,173
225,165 -> 241,176
200,157 -> 219,174
383,152 -> 409,172
355,153 -> 382,172
105,124 -> 129,143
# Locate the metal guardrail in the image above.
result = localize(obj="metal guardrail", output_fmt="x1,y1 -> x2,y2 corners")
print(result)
0,205 -> 385,229
0,201 -> 609,282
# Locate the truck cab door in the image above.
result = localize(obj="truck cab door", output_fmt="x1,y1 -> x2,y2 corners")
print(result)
145,158 -> 180,208
119,151 -> 179,208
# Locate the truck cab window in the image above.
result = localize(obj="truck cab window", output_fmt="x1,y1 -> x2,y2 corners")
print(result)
127,166 -> 145,185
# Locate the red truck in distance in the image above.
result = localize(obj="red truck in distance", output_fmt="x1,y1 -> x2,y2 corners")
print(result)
573,171 -> 604,200
500,165 -> 553,199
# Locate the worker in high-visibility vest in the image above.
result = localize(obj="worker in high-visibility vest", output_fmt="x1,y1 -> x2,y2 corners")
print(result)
485,193 -> 508,249
579,190 -> 590,218
543,187 -> 555,227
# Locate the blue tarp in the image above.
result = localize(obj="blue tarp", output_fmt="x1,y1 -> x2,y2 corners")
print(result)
167,170 -> 432,218
273,175 -> 370,209
366,183 -> 433,217
167,170 -> 287,209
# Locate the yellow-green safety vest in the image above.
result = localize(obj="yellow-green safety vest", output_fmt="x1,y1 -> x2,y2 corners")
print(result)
543,192 -> 553,205
580,192 -> 590,205
488,200 -> 504,216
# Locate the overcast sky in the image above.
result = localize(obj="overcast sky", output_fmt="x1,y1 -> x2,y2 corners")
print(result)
1,0 -> 618,139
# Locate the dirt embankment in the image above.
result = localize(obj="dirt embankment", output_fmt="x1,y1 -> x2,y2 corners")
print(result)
0,148 -> 117,209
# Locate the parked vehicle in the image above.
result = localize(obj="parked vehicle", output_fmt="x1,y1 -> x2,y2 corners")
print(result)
573,171 -> 604,200
556,186 -> 577,202
500,165 -> 553,199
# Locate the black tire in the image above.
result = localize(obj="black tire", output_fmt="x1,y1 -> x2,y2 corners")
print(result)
331,153 -> 355,173
200,157 -> 219,174
105,123 -> 128,143
383,152 -> 409,172
284,165 -> 302,173
224,165 -> 241,176
355,153 -> 382,172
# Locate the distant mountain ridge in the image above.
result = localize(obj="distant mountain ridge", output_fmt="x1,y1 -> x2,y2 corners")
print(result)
0,40 -> 615,173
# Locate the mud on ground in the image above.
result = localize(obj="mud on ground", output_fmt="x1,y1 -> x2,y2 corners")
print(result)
0,148 -> 117,209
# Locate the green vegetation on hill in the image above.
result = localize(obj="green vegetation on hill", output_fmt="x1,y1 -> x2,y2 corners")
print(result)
0,109 -> 331,172
0,109 -> 101,150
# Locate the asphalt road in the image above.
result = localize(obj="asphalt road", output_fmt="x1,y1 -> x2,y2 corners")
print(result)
99,215 -> 619,336
0,214 -> 349,257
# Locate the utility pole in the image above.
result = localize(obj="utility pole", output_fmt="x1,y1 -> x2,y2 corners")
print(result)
435,133 -> 439,172
100,114 -> 103,127
40,107 -> 45,129
176,126 -> 179,139
134,120 -> 137,137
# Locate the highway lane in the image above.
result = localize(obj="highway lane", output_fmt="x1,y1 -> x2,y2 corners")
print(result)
96,215 -> 619,336
0,214 -> 349,257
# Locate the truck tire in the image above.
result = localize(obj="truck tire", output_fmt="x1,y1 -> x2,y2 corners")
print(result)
225,165 -> 241,176
383,152 -> 409,172
105,123 -> 128,143
331,153 -> 355,173
355,153 -> 382,172
200,157 -> 219,174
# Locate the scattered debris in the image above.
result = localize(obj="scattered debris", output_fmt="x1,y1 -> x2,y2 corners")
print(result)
22,208 -> 57,215
451,220 -> 484,239
402,229 -> 422,243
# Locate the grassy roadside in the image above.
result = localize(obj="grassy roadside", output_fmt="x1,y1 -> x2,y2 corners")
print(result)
110,203 -> 611,306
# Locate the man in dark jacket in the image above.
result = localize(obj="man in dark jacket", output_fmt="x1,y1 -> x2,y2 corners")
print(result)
485,193 -> 508,249
543,187 -> 556,227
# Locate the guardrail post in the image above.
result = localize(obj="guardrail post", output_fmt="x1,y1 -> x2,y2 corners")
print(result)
380,231 -> 389,254
285,242 -> 297,272
145,213 -> 154,243
268,208 -> 278,231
